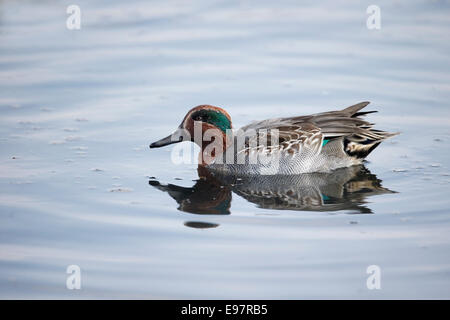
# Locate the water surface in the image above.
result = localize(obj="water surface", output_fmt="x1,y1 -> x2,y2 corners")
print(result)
0,0 -> 450,298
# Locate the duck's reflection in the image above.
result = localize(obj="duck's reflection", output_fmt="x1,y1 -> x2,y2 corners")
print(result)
149,178 -> 232,215
149,165 -> 395,227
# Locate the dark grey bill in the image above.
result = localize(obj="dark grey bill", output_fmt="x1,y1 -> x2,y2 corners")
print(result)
150,133 -> 183,148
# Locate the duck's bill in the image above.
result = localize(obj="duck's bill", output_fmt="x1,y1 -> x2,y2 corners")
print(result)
149,130 -> 186,148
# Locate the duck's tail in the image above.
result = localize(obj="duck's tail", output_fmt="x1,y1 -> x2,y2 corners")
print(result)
339,102 -> 399,159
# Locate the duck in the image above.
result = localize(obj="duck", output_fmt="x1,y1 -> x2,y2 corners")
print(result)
149,102 -> 398,175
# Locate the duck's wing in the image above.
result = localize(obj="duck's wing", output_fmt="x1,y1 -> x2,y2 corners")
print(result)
237,102 -> 398,156
295,101 -> 398,142
237,118 -> 324,155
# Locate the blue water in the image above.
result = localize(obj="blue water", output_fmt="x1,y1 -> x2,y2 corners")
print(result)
0,0 -> 449,298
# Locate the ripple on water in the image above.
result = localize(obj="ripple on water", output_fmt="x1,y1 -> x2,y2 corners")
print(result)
108,187 -> 133,192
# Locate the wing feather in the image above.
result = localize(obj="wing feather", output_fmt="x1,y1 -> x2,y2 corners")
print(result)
237,102 -> 398,156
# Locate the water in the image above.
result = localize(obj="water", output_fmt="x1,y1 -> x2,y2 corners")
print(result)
0,0 -> 449,299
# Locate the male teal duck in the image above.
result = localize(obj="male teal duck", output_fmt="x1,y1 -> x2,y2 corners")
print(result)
150,102 -> 398,175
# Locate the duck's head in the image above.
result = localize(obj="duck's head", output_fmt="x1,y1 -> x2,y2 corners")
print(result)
149,105 -> 232,151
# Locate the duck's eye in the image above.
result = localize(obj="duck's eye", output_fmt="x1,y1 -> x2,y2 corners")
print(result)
193,113 -> 208,122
